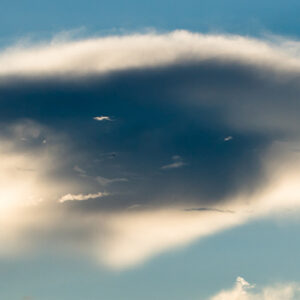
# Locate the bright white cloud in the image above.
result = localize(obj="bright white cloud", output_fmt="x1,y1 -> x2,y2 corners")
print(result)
209,277 -> 300,300
1,31 -> 300,78
96,207 -> 245,268
93,116 -> 112,121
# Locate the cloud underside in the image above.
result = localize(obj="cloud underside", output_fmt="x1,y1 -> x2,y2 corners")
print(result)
1,31 -> 300,268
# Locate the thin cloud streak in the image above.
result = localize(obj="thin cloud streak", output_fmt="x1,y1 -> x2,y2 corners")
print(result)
93,116 -> 112,121
59,192 -> 107,203
96,176 -> 128,186
161,155 -> 186,170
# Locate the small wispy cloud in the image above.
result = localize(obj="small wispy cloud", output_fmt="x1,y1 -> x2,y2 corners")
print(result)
96,176 -> 128,186
224,136 -> 233,142
58,192 -> 107,203
93,116 -> 112,121
161,155 -> 186,170
73,165 -> 87,177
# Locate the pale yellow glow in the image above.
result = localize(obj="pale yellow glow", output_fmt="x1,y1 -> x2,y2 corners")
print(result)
2,124 -> 300,269
3,140 -> 300,268
0,124 -> 76,255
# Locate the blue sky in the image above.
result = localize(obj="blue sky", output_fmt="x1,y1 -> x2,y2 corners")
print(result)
2,218 -> 300,300
1,0 -> 300,44
1,2 -> 300,300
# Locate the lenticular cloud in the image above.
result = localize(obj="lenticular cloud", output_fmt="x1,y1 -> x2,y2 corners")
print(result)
1,31 -> 300,268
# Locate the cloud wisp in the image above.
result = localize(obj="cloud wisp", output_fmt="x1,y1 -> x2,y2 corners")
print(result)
59,192 -> 107,203
93,116 -> 112,121
96,176 -> 128,186
161,155 -> 186,170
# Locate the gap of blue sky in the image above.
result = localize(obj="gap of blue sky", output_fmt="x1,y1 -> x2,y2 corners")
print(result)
1,0 -> 300,46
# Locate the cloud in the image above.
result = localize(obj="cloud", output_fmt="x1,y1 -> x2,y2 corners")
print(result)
209,277 -> 300,300
161,161 -> 185,170
96,176 -> 128,186
0,122 -> 62,214
209,277 -> 254,300
93,116 -> 112,121
59,192 -> 107,203
95,153 -> 300,268
73,165 -> 87,177
1,31 -> 300,78
161,155 -> 186,170
0,121 -> 85,255
1,31 -> 300,269
224,136 -> 233,142
184,207 -> 235,213
4,143 -> 300,268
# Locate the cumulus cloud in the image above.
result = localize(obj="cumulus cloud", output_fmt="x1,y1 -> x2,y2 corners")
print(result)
209,277 -> 300,300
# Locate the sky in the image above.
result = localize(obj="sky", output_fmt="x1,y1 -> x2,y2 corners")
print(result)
1,1 -> 300,300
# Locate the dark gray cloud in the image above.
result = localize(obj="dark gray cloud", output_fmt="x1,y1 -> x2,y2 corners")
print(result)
1,52 -> 300,211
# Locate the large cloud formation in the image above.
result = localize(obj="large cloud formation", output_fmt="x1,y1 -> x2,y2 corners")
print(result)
1,31 -> 300,268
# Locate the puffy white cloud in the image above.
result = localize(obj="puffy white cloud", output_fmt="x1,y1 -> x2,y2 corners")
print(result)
209,277 -> 300,300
